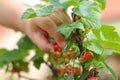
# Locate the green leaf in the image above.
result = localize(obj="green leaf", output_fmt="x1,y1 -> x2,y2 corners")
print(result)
35,46 -> 44,58
92,28 -> 101,39
59,78 -> 65,80
41,0 -> 49,2
95,0 -> 106,10
21,8 -> 37,21
59,0 -> 69,3
34,4 -> 45,8
56,23 -> 72,38
50,0 -> 69,9
72,7 -> 81,16
101,25 -> 120,41
13,61 -> 29,72
101,62 -> 118,80
31,55 -> 44,69
103,49 -> 115,55
82,11 -> 102,28
100,41 -> 120,53
79,0 -> 99,17
57,22 -> 84,38
79,70 -> 89,80
71,21 -> 84,31
17,36 -> 34,50
19,50 -> 29,59
0,62 -> 4,68
0,50 -> 20,62
0,49 -> 7,56
36,5 -> 54,16
0,49 -> 28,67
87,42 -> 104,54
66,74 -> 74,80
59,0 -> 79,6
86,31 -> 97,40
92,25 -> 120,53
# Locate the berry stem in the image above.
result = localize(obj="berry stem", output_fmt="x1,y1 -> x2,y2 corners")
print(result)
73,14 -> 88,80
18,73 -> 38,80
45,62 -> 58,77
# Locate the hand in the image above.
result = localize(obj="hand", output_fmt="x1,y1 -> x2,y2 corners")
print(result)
23,9 -> 71,53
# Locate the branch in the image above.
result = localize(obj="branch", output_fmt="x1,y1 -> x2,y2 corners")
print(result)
18,73 -> 39,80
73,14 -> 88,80
74,29 -> 84,54
45,62 -> 58,77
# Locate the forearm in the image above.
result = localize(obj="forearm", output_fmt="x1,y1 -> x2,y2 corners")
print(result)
0,0 -> 29,32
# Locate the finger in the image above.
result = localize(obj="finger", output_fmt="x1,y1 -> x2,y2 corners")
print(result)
29,28 -> 54,53
35,17 -> 66,48
55,9 -> 71,23
50,9 -> 71,26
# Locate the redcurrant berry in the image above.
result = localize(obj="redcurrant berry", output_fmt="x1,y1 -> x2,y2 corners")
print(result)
55,68 -> 62,74
53,42 -> 62,52
87,77 -> 97,80
79,56 -> 86,62
54,51 -> 61,58
85,52 -> 94,60
64,66 -> 73,74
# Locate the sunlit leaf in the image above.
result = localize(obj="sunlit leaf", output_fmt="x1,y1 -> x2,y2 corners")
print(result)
79,0 -> 99,17
87,42 -> 104,54
95,0 -> 106,10
50,0 -> 69,8
82,11 -> 102,28
17,36 -> 34,50
60,0 -> 79,6
21,8 -> 37,21
36,5 -> 54,16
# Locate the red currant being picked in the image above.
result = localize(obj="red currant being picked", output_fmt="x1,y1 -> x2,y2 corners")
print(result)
87,77 -> 97,80
85,52 -> 94,60
53,42 -> 62,52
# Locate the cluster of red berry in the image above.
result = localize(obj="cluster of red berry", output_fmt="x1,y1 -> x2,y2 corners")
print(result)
53,42 -> 75,59
64,65 -> 81,76
52,42 -> 96,79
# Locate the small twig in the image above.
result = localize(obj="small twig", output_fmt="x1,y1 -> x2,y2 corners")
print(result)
18,73 -> 39,80
74,29 -> 84,55
45,62 -> 58,77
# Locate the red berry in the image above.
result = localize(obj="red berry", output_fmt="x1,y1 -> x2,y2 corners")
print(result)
54,51 -> 61,58
79,56 -> 86,62
55,68 -> 62,74
69,50 -> 75,58
64,66 -> 73,74
53,42 -> 62,52
87,77 -> 97,80
74,68 -> 82,76
85,52 -> 94,60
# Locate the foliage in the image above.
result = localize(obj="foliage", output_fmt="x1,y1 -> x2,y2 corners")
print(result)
0,0 -> 120,80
